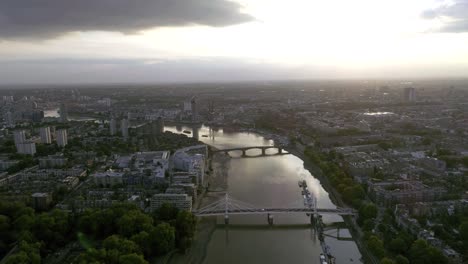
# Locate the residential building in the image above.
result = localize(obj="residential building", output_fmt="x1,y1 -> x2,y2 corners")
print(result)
56,129 -> 68,147
39,126 -> 52,144
17,141 -> 36,155
121,119 -> 129,138
110,118 -> 117,135
150,193 -> 192,211
39,154 -> 67,168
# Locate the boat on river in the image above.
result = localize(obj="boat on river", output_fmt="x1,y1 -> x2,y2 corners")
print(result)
319,253 -> 328,264
183,130 -> 191,134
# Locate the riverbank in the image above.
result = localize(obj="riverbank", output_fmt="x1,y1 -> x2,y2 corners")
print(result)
167,152 -> 229,264
285,142 -> 378,264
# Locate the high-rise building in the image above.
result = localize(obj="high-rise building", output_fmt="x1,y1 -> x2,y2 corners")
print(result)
59,103 -> 68,123
110,118 -> 117,136
13,130 -> 26,148
56,129 -> 68,147
403,87 -> 416,102
121,119 -> 129,138
5,111 -> 14,128
40,127 -> 52,144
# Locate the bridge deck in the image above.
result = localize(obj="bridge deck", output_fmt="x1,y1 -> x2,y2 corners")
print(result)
194,207 -> 355,216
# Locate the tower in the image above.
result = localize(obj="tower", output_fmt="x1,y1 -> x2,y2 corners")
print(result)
121,119 -> 129,138
56,129 -> 68,147
110,118 -> 117,136
59,103 -> 68,123
40,127 -> 52,144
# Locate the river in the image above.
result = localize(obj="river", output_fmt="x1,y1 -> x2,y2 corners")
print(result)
164,125 -> 362,264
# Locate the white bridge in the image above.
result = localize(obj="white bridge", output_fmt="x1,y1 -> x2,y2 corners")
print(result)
193,194 -> 356,223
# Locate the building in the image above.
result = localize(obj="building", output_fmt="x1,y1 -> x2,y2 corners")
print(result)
150,193 -> 192,211
110,118 -> 117,136
0,160 -> 19,171
39,127 -> 52,144
13,130 -> 26,148
369,180 -> 447,206
121,119 -> 129,138
93,171 -> 124,187
403,87 -> 416,102
31,192 -> 51,211
39,154 -> 67,168
17,141 -> 36,155
56,129 -> 68,147
59,103 -> 68,122
5,111 -> 14,127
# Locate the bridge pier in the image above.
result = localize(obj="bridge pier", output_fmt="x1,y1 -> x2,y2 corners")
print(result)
267,213 -> 274,226
241,150 -> 246,157
261,148 -> 266,156
224,214 -> 229,225
278,148 -> 283,154
310,214 -> 315,225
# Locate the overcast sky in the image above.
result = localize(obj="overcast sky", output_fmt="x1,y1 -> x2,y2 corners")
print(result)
1,0 -> 468,84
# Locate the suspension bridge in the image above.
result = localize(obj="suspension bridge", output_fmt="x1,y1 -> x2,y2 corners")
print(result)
192,193 -> 356,224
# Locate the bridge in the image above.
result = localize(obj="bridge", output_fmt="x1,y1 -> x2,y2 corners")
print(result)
212,146 -> 289,157
192,194 -> 356,224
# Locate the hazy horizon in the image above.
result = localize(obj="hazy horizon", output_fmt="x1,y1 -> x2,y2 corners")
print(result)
1,0 -> 468,84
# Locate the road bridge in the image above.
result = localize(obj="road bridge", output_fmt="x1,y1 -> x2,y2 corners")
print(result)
212,146 -> 289,157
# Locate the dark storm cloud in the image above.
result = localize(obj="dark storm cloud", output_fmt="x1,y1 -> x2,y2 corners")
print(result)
0,0 -> 254,39
422,0 -> 468,32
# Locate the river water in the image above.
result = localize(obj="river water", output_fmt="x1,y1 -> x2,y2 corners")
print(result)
164,125 -> 362,264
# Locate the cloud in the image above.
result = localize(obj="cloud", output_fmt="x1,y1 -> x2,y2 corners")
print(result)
0,0 -> 254,39
422,0 -> 468,32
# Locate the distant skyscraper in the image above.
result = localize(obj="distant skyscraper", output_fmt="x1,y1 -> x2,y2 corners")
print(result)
403,87 -> 416,102
59,103 -> 68,122
191,96 -> 197,122
56,129 -> 68,147
121,119 -> 129,138
5,111 -> 14,128
110,118 -> 117,136
40,127 -> 52,144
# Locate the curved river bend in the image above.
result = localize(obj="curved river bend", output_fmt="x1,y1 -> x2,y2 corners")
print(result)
165,125 -> 362,264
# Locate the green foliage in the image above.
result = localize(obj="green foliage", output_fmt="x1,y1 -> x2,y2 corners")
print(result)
388,238 -> 407,255
367,235 -> 385,259
381,257 -> 396,264
395,255 -> 410,264
408,239 -> 448,264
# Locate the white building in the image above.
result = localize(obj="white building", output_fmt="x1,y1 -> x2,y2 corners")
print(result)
150,193 -> 192,211
110,118 -> 117,136
173,148 -> 206,185
56,129 -> 68,147
39,127 -> 52,144
121,119 -> 129,138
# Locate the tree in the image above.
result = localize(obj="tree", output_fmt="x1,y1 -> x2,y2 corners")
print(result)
175,211 -> 196,251
459,221 -> 468,241
117,210 -> 153,238
119,253 -> 148,264
103,235 -> 141,255
395,255 -> 409,264
408,239 -> 448,264
154,203 -> 179,222
389,238 -> 407,255
381,257 -> 396,264
359,202 -> 378,222
367,235 -> 385,259
150,223 -> 175,255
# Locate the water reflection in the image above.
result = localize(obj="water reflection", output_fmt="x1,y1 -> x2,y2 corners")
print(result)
164,125 -> 362,264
